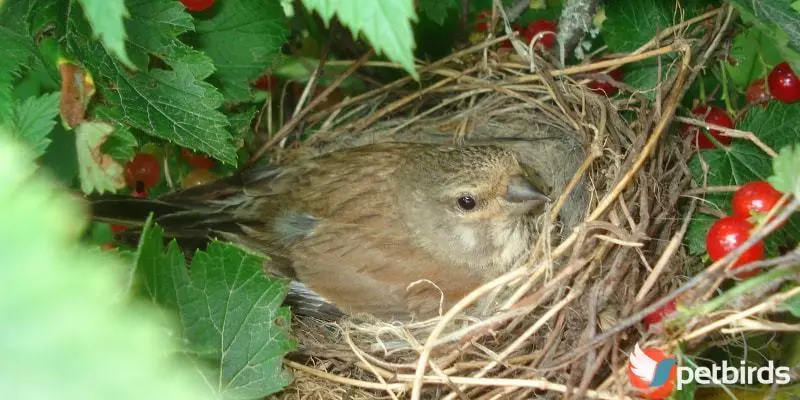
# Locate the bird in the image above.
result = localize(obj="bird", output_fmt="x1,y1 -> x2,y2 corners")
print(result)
92,142 -> 550,321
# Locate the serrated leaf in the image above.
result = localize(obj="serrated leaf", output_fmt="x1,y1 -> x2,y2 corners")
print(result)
125,0 -> 214,79
9,92 -> 60,157
195,0 -> 289,101
0,131 -> 217,400
687,102 -> 800,254
418,0 -> 459,25
731,0 -> 800,73
725,27 -> 784,88
301,0 -> 419,78
76,0 -> 134,68
604,0 -> 674,53
75,121 -> 125,194
0,27 -> 34,125
731,0 -> 800,52
737,101 -> 800,153
686,213 -> 716,256
768,144 -> 800,198
136,224 -> 295,398
65,0 -> 237,164
603,0 -> 693,99
102,124 -> 138,162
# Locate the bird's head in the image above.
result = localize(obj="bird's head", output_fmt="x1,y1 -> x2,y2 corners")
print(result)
395,145 -> 549,276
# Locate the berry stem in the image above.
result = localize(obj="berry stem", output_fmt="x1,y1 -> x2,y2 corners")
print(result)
692,253 -> 800,317
719,60 -> 735,115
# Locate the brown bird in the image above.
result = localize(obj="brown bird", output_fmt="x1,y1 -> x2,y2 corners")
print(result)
92,142 -> 549,320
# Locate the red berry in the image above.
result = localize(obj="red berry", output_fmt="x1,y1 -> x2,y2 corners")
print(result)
732,181 -> 782,219
626,346 -> 676,399
587,61 -> 624,96
767,62 -> 800,103
110,224 -> 128,234
522,20 -> 557,49
643,299 -> 677,329
745,78 -> 771,105
474,21 -> 491,32
181,148 -> 216,170
706,216 -> 764,278
182,169 -> 217,189
252,74 -> 277,91
124,153 -> 161,190
476,10 -> 492,20
180,0 -> 214,12
682,105 -> 733,149
101,243 -> 116,250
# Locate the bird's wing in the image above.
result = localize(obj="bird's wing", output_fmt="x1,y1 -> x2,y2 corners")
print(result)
629,344 -> 658,381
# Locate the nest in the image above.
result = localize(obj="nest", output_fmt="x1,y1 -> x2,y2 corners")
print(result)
254,5 -> 795,399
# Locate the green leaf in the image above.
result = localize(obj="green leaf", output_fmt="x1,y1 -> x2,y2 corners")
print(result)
301,0 -> 419,78
102,123 -> 138,162
0,131 -> 217,400
769,144 -> 800,198
125,0 -> 214,79
686,102 -> 800,254
75,121 -> 126,194
195,0 -> 289,102
737,102 -> 800,156
602,0 -> 677,98
725,27 -> 784,88
0,27 -> 34,125
76,0 -> 134,68
603,0 -> 713,98
8,91 -> 60,157
65,0 -> 237,164
136,225 -> 295,398
686,213 -> 715,256
783,291 -> 800,317
731,0 -> 800,73
604,0 -> 673,53
418,0 -> 459,25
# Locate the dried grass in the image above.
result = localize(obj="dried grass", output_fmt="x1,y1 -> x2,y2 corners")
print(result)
256,4 -> 800,399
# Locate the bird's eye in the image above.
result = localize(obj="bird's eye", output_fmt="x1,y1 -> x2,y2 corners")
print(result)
457,195 -> 476,211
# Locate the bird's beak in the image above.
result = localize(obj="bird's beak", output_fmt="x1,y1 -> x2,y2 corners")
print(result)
505,175 -> 549,214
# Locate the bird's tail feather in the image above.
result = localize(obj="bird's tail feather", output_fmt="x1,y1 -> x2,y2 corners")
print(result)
90,194 -> 245,238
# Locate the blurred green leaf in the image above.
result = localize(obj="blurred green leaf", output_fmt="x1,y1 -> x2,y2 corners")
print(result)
136,225 -> 295,398
195,0 -> 288,102
65,0 -> 236,164
76,0 -> 133,68
8,91 -> 59,157
782,292 -> 800,317
301,0 -> 419,78
75,121 -> 125,194
418,0 -> 459,25
0,131 -> 218,400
